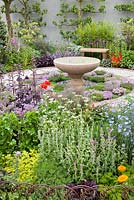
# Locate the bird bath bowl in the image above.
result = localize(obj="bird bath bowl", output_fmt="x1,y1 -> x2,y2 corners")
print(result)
54,56 -> 100,93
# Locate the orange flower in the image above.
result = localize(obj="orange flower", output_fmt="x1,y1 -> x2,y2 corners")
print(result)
90,103 -> 95,109
118,175 -> 128,183
117,165 -> 126,172
40,80 -> 51,89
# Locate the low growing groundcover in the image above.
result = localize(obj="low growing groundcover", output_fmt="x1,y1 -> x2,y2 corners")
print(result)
50,69 -> 134,102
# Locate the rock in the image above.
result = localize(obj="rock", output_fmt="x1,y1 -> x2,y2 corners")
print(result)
104,72 -> 113,78
104,80 -> 121,91
104,81 -> 114,91
84,71 -> 96,77
112,87 -> 126,96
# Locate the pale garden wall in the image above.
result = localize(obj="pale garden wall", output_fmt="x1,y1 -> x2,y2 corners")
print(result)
0,0 -> 134,43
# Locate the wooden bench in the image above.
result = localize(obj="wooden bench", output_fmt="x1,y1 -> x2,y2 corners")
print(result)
80,48 -> 109,59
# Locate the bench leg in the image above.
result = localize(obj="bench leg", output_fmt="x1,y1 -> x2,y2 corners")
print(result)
81,52 -> 85,56
102,52 -> 109,59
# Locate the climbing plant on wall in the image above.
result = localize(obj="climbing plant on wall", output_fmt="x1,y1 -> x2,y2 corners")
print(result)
0,0 -> 47,48
114,1 -> 134,50
53,0 -> 106,40
12,0 -> 47,27
115,2 -> 134,13
0,0 -> 47,38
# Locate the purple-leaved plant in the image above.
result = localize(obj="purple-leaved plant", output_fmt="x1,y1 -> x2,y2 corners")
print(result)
0,66 -> 43,117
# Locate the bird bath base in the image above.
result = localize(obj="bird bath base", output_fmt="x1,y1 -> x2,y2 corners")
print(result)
54,56 -> 100,93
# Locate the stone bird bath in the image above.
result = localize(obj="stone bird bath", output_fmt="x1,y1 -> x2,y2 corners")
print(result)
54,56 -> 100,93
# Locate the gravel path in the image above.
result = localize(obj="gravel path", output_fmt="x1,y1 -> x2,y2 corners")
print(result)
97,67 -> 134,79
2,66 -> 134,82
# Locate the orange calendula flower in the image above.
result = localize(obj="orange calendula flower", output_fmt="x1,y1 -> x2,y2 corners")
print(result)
117,165 -> 126,172
118,175 -> 128,183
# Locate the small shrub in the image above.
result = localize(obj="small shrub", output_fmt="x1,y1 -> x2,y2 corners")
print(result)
120,50 -> 134,69
95,70 -> 106,75
121,83 -> 134,90
126,88 -> 131,94
49,75 -> 70,82
4,150 -> 39,183
121,18 -> 134,50
85,76 -> 105,83
90,92 -> 104,101
19,46 -> 40,68
33,39 -> 56,55
74,21 -> 115,47
0,110 -> 40,157
5,46 -> 40,72
53,84 -> 64,92
101,59 -> 112,67
112,94 -> 119,99
0,113 -> 19,155
86,82 -> 105,91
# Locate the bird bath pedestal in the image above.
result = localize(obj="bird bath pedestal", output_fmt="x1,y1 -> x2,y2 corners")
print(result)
54,56 -> 100,93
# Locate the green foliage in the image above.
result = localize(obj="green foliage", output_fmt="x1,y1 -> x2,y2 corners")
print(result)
99,164 -> 134,199
19,111 -> 40,151
100,187 -> 123,200
112,94 -> 120,99
90,92 -> 104,101
109,38 -> 127,55
0,113 -> 19,155
34,153 -> 71,185
5,46 -> 40,72
12,0 -> 47,26
4,150 -> 39,183
95,70 -> 106,75
121,18 -> 134,50
33,40 -> 56,55
102,99 -> 134,165
53,84 -> 64,92
101,59 -> 112,68
49,75 -> 70,82
19,46 -> 40,68
13,21 -> 43,46
121,83 -> 134,90
86,82 -> 105,91
99,172 -> 117,185
0,110 -> 40,157
0,21 -> 7,63
85,75 -> 105,83
0,97 -> 132,187
120,50 -> 134,69
74,22 -> 115,47
115,2 -> 134,12
54,0 -> 106,40
34,98 -> 125,184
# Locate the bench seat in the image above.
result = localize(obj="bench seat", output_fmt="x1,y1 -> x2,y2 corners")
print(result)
80,48 -> 109,59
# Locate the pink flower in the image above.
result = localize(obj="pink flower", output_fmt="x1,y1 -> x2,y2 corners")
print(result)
90,139 -> 94,145
15,151 -> 21,156
11,37 -> 17,46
